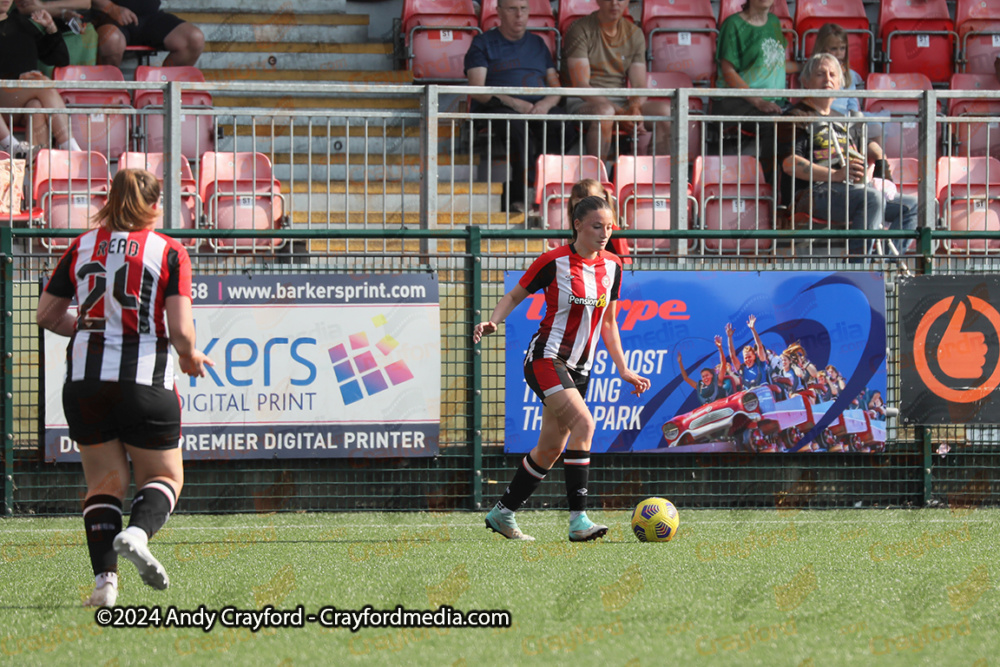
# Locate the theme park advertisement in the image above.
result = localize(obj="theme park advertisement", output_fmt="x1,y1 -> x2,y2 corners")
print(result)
43,274 -> 441,461
899,275 -> 1000,424
503,271 -> 888,454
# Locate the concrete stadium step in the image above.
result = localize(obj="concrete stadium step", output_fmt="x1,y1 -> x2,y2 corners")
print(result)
284,181 -> 501,213
197,43 -> 394,72
216,134 -> 421,157
304,235 -> 548,255
292,211 -> 524,226
174,11 -> 369,43
202,69 -> 413,84
163,0 -> 347,12
212,91 -> 418,110
273,163 -> 473,182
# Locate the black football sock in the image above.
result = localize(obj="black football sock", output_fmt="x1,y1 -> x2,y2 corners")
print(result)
564,449 -> 591,513
83,494 -> 122,575
127,482 -> 176,539
497,453 -> 548,512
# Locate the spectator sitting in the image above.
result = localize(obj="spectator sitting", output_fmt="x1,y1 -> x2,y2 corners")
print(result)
562,0 -> 670,160
714,0 -> 796,163
464,0 -> 577,214
779,54 -> 918,258
91,0 -> 204,66
811,23 -> 861,116
16,1 -> 98,76
0,0 -> 80,154
567,178 -> 630,261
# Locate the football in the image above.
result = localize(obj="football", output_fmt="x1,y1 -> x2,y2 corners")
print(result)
631,497 -> 679,542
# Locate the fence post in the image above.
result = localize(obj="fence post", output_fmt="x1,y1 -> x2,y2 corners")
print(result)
421,85 -> 439,258
671,87 -> 690,256
1,227 -> 13,516
469,225 -> 483,510
162,81 -> 183,231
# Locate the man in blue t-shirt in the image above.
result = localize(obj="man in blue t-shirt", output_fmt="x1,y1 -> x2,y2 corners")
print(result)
464,0 -> 577,213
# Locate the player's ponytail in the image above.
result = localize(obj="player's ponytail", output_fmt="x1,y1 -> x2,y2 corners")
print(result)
94,169 -> 161,232
571,195 -> 613,242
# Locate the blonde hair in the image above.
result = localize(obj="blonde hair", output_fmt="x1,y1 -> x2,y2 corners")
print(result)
93,168 -> 161,232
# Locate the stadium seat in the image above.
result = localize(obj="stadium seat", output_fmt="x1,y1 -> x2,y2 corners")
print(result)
885,157 -> 920,198
133,66 -> 215,163
692,155 -> 773,254
718,0 -> 795,62
936,156 -> 1000,252
948,74 -> 1000,160
557,0 -> 595,36
642,0 -> 717,86
118,152 -> 201,248
402,0 -> 481,82
31,149 -> 109,250
199,152 -> 286,251
956,0 -> 1000,75
480,0 -> 559,63
879,0 -> 956,85
865,72 -> 940,160
795,0 -> 873,75
645,71 -> 704,160
614,155 -> 696,252
52,65 -> 131,159
534,154 -> 610,246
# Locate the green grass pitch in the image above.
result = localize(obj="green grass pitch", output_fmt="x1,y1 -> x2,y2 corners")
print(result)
1,509 -> 996,666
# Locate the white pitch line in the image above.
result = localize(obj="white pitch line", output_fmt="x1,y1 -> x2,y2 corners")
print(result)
1,517 -> 995,533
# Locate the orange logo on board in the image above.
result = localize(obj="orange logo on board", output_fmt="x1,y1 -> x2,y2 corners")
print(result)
913,296 -> 1000,403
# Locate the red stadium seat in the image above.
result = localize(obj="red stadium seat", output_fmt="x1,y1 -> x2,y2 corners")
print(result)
52,65 -> 131,159
534,154 -> 610,247
133,66 -> 215,163
642,0 -> 717,86
795,0 -> 873,75
948,74 -> 1000,160
31,150 -> 109,250
865,72 -> 939,160
118,152 -> 201,248
692,155 -> 773,254
956,0 -> 1000,75
199,152 -> 286,251
402,0 -> 481,82
879,0 -> 956,85
884,157 -> 920,198
614,155 -> 695,252
718,0 -> 795,62
936,156 -> 1000,253
645,71 -> 704,160
557,0 -> 597,36
480,0 -> 559,63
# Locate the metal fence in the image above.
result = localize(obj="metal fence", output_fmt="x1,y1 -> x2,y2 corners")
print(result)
2,80 -> 1000,515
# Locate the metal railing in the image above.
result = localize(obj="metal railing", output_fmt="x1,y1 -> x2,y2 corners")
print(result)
2,81 -> 1000,515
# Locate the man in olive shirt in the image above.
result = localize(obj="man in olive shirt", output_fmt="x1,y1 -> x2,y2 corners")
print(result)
563,0 -> 669,160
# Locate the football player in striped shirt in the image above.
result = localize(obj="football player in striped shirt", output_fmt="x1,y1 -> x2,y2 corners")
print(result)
473,195 -> 651,541
37,168 -> 213,607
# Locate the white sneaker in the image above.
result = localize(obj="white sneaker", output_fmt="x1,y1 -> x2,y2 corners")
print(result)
113,531 -> 169,590
83,582 -> 118,607
10,140 -> 37,161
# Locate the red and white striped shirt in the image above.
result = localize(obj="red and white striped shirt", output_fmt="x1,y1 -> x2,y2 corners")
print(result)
519,245 -> 622,374
44,227 -> 192,388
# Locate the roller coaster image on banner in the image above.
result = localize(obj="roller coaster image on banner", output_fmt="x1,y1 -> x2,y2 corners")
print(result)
43,273 -> 442,461
899,275 -> 1000,425
503,271 -> 888,454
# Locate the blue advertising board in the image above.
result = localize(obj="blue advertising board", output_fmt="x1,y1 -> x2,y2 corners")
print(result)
504,271 -> 887,454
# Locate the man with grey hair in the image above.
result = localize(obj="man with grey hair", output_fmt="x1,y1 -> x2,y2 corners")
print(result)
465,0 -> 575,213
778,53 -> 918,258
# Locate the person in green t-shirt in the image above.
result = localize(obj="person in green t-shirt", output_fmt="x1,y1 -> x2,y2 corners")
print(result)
714,0 -> 797,170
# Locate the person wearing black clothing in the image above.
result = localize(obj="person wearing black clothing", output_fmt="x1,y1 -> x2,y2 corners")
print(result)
91,0 -> 203,66
0,0 -> 78,153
